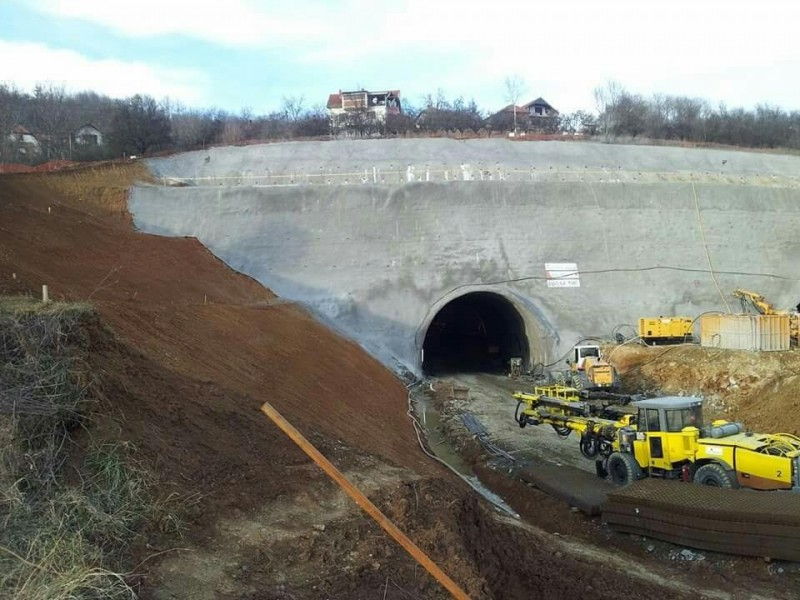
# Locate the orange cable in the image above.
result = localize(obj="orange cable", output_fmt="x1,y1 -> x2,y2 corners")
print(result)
259,401 -> 471,600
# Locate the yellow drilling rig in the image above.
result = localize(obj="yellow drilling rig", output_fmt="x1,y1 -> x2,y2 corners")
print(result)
513,385 -> 800,491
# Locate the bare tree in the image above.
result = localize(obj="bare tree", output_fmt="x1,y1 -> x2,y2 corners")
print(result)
503,75 -> 527,134
30,84 -> 70,159
281,96 -> 306,121
0,83 -> 24,162
593,80 -> 624,139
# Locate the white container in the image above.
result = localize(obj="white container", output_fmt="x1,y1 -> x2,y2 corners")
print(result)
700,314 -> 790,351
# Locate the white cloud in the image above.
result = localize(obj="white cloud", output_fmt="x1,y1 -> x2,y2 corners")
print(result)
0,41 -> 206,103
32,0 -> 329,47
16,0 -> 800,112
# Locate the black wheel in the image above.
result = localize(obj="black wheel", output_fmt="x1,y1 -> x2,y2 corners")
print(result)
693,463 -> 739,489
607,452 -> 643,486
515,402 -> 527,428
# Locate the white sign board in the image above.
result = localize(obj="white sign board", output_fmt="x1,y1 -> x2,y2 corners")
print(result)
545,262 -> 580,288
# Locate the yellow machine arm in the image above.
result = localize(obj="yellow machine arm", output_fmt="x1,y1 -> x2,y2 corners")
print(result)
732,288 -> 783,315
513,386 -> 634,459
731,288 -> 799,344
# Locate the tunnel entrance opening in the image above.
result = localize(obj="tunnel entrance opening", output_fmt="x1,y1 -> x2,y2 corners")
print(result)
422,292 -> 529,375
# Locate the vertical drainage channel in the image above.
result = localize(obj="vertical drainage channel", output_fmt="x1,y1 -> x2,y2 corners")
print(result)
409,384 -> 518,518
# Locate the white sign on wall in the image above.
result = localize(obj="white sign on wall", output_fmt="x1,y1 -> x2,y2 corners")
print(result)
545,262 -> 580,288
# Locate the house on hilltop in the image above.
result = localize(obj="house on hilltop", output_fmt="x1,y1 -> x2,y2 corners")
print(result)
327,89 -> 402,136
523,97 -> 559,118
487,97 -> 560,133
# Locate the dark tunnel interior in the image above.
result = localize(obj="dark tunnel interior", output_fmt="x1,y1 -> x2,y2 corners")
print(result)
422,292 -> 529,375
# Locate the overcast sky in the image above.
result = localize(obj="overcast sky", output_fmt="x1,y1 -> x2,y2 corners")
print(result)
1,0 -> 798,114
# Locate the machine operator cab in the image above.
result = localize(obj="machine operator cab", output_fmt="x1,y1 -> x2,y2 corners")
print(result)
630,397 -> 703,471
571,345 -> 600,370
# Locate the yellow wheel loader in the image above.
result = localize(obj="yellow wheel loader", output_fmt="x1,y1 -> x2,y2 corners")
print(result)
563,344 -> 618,390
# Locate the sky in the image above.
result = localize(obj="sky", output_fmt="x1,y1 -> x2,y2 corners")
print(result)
0,0 -> 799,115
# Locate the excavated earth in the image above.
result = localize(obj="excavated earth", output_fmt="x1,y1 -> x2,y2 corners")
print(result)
609,343 -> 800,435
1,162 -> 798,599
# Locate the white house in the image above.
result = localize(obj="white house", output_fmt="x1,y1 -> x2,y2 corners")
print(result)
326,89 -> 402,134
74,124 -> 104,146
7,125 -> 41,155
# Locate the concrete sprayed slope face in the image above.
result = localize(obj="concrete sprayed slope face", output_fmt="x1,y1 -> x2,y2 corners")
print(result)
147,138 -> 800,180
134,139 -> 800,375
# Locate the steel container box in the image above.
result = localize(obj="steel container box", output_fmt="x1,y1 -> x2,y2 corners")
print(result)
700,314 -> 790,351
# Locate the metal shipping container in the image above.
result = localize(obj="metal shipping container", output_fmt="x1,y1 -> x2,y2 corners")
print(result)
700,314 -> 790,351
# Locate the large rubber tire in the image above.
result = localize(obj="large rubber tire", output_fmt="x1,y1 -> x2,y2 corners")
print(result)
693,463 -> 739,489
607,452 -> 643,487
515,402 -> 527,428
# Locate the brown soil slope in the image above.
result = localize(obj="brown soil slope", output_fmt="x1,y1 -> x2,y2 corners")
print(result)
0,165 -> 430,474
611,343 -> 800,435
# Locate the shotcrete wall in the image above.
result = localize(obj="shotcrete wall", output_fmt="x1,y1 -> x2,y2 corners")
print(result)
130,140 -> 800,375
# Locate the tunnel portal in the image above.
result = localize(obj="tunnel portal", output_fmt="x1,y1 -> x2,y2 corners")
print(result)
422,292 -> 529,375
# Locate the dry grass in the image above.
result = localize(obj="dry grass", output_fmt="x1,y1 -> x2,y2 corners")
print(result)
0,296 -> 178,600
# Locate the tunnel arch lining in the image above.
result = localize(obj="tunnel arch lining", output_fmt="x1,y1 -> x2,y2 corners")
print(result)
415,285 -> 550,375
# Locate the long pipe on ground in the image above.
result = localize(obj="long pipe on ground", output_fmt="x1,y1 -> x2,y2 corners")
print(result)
259,401 -> 471,600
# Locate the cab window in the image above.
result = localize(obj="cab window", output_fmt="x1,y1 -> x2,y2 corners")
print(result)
637,408 -> 661,432
646,409 -> 661,432
665,406 -> 702,431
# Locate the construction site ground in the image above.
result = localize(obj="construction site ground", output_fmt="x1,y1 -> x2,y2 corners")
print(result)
427,368 -> 800,599
1,163 -> 799,599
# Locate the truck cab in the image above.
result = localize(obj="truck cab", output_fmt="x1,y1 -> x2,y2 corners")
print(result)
631,397 -> 703,472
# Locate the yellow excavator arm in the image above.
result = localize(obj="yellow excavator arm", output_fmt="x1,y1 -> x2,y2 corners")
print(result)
732,288 -> 783,315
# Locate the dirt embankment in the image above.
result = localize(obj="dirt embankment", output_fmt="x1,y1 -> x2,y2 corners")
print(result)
610,343 -> 800,435
0,165 -> 429,473
2,164 -> 790,599
0,165 -> 448,596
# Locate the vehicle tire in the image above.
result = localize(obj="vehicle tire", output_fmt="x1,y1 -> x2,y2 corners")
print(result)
515,402 -> 527,428
693,463 -> 739,489
607,452 -> 643,487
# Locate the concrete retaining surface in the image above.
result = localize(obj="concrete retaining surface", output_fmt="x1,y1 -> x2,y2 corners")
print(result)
602,479 -> 800,561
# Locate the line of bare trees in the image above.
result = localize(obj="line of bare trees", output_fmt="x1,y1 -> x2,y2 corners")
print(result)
3,80 -> 800,166
0,84 -> 329,165
593,81 -> 800,149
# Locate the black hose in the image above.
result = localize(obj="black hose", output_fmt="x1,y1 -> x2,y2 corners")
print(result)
580,434 -> 599,458
599,440 -> 614,458
552,424 -> 571,438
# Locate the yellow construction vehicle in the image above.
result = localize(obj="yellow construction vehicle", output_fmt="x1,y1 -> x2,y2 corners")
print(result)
513,386 -> 800,491
733,288 -> 799,345
638,316 -> 693,345
564,344 -> 618,390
